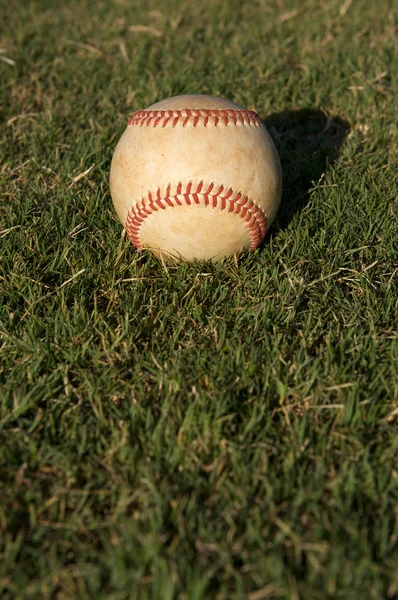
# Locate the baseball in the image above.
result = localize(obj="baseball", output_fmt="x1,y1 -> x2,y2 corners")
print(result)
110,94 -> 282,261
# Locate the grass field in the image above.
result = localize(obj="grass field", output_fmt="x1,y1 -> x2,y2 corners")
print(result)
1,0 -> 397,598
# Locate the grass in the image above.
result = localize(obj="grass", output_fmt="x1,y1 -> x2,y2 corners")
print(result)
0,0 -> 397,598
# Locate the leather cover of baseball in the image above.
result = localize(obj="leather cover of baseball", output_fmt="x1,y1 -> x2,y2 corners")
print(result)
110,94 -> 282,262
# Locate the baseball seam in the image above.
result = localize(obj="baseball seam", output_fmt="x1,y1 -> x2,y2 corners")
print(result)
125,181 -> 267,252
128,109 -> 263,128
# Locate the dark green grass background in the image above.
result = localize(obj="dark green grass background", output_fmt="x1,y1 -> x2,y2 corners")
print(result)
1,0 -> 397,598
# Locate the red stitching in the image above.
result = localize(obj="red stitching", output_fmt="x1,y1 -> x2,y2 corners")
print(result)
124,182 -> 267,252
127,109 -> 263,128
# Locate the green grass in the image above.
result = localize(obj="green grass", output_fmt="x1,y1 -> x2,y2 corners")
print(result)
1,0 -> 397,598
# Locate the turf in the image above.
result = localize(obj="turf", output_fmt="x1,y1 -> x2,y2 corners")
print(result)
0,0 -> 397,598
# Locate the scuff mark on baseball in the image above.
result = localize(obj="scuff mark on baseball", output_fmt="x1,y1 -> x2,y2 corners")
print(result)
110,94 -> 282,262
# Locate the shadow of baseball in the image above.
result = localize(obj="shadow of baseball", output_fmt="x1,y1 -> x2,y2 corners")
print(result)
262,108 -> 350,232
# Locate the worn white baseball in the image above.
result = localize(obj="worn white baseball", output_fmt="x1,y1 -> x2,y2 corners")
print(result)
110,94 -> 282,261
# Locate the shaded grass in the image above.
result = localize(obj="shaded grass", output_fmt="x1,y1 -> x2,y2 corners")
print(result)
0,0 -> 398,598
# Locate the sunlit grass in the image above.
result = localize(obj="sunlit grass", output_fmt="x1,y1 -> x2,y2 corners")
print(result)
0,0 -> 397,598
